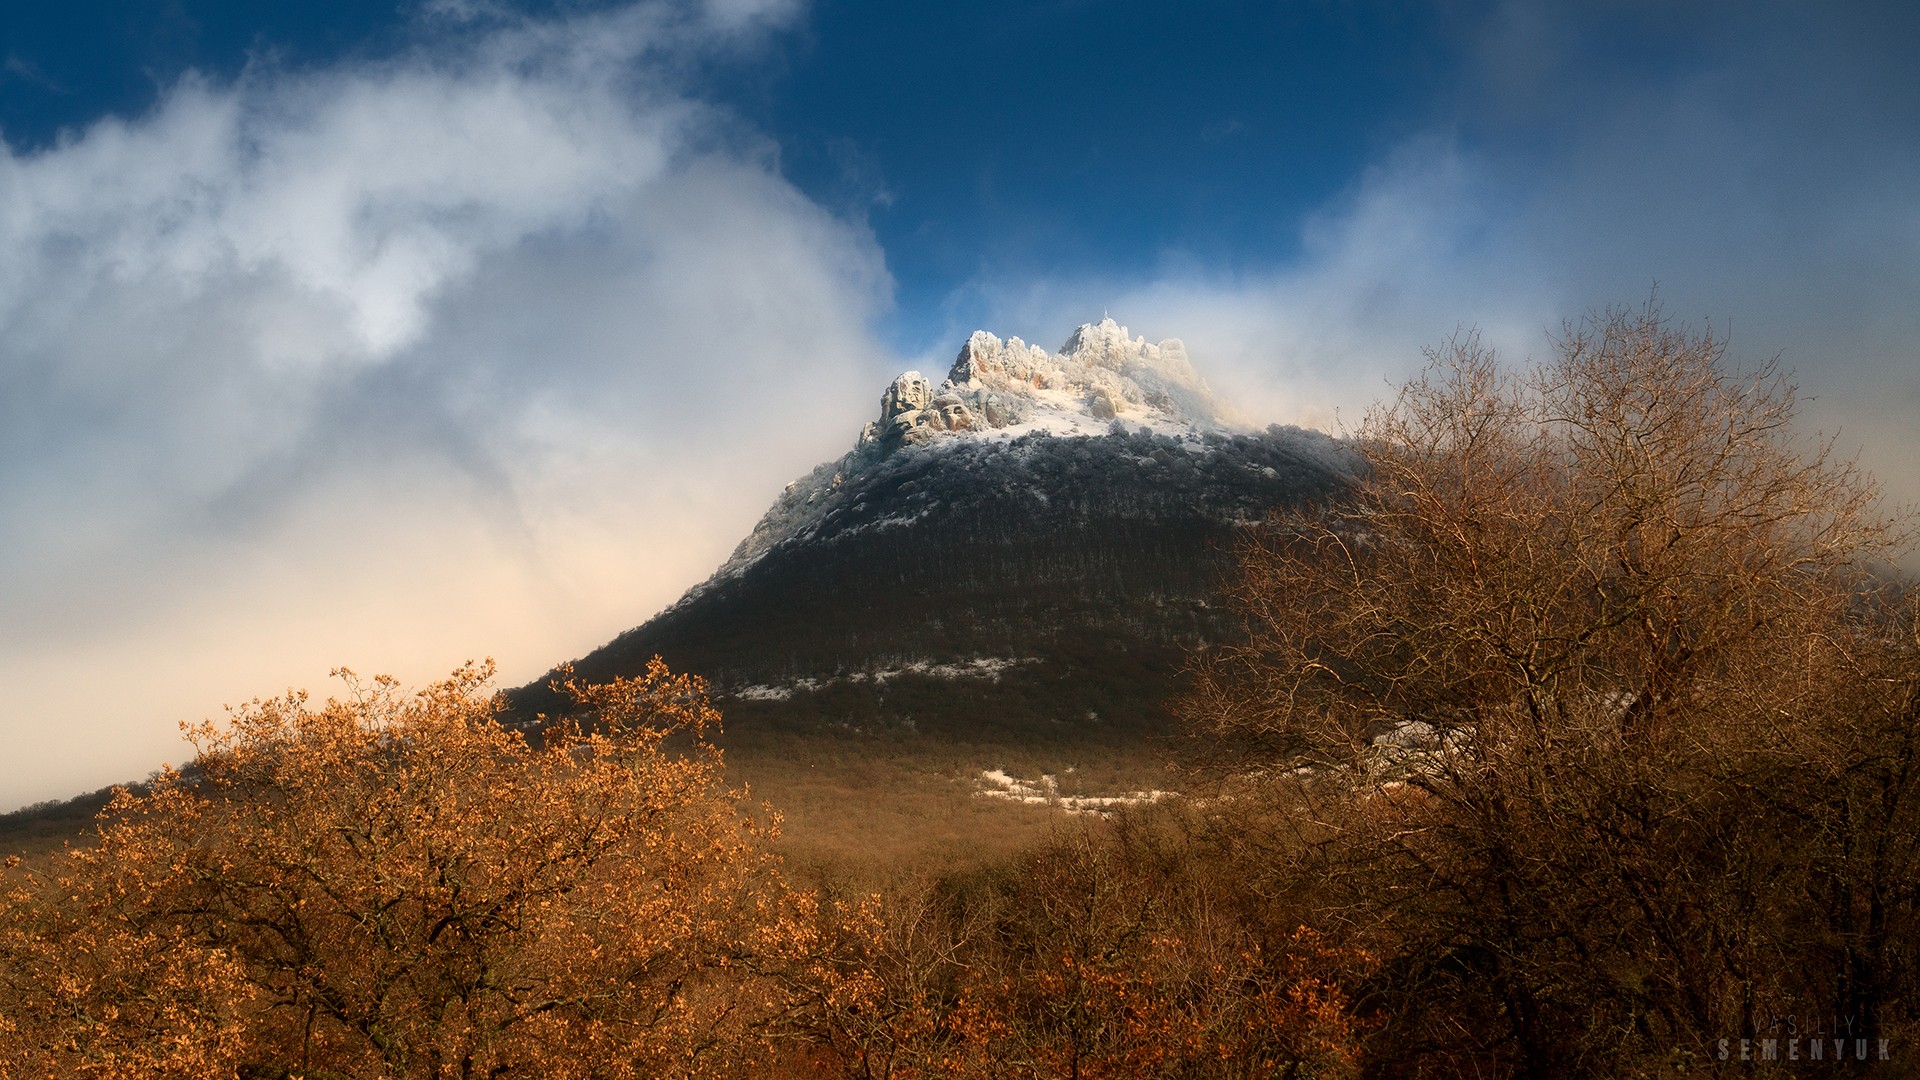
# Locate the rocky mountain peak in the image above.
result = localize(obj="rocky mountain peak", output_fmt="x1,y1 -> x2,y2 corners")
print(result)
857,319 -> 1232,451
692,319 -> 1338,588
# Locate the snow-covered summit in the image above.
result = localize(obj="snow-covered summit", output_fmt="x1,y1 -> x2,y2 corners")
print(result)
687,320 -> 1328,585
856,318 -> 1234,448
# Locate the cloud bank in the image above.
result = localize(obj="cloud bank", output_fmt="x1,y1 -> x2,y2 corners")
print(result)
0,0 -> 892,809
955,2 -> 1920,531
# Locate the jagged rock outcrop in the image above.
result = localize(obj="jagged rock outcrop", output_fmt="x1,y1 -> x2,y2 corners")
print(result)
857,318 -> 1230,452
865,371 -> 987,445
728,319 -> 1307,578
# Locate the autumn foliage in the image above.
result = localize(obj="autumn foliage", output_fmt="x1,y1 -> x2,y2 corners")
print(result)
795,822 -> 1375,1079
0,659 -> 818,1079
0,661 -> 1372,1079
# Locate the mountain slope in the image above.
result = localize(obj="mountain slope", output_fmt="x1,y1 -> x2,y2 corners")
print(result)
509,320 -> 1357,741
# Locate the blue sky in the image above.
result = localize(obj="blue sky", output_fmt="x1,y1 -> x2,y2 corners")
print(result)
2,0 -> 1916,807
717,1 -> 1455,336
3,0 -> 1460,350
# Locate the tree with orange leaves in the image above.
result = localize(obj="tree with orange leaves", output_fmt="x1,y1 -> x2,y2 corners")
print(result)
787,819 -> 1376,1080
0,658 -> 812,1079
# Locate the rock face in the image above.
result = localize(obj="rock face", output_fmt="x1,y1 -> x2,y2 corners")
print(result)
509,320 -> 1357,742
857,318 -> 1230,451
867,371 -> 984,445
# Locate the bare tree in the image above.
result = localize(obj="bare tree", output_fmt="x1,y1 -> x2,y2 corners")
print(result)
1185,301 -> 1920,1076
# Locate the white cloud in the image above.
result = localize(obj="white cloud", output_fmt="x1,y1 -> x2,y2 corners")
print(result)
0,0 -> 895,810
943,137 -> 1556,434
959,3 -> 1920,543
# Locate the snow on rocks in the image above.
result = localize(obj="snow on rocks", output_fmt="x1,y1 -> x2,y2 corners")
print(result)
1365,719 -> 1457,780
727,657 -> 1039,701
859,317 -> 1235,452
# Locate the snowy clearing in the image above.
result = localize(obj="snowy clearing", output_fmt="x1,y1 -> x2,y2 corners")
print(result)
974,769 -> 1175,816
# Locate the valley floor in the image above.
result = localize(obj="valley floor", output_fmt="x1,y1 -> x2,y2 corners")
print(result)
713,725 -> 1179,886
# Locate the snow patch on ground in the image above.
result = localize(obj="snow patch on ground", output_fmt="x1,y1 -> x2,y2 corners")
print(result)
730,679 -> 820,702
729,657 -> 1038,701
974,770 -> 1175,816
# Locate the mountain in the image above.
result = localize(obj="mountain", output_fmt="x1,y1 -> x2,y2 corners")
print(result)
507,319 -> 1358,744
